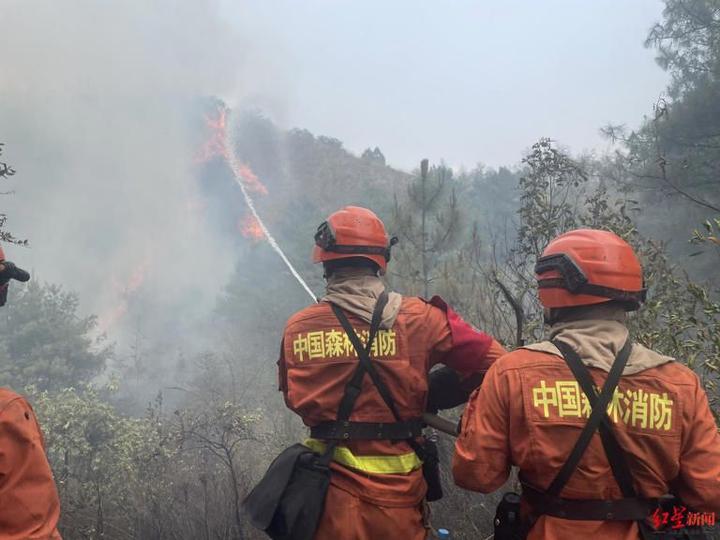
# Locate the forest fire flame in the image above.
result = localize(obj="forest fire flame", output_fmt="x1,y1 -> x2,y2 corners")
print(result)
236,163 -> 268,195
97,261 -> 149,333
239,215 -> 266,241
197,104 -> 317,301
126,263 -> 147,294
197,105 -> 270,236
195,107 -> 229,163
197,106 -> 268,193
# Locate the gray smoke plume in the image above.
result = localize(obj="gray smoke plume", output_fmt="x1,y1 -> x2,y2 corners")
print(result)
0,1 -> 287,351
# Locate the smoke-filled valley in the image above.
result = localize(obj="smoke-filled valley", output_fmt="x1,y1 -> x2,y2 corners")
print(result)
1,1 -> 719,539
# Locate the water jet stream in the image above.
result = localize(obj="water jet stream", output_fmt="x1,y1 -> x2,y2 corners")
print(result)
224,111 -> 318,303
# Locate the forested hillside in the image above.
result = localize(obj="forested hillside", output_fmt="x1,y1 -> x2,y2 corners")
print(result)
1,1 -> 719,538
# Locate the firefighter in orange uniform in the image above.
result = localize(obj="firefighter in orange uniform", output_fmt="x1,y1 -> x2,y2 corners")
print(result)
453,229 -> 720,539
0,247 -> 62,540
278,206 -> 506,540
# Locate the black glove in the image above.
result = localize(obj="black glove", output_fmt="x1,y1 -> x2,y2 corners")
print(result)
0,261 -> 30,285
426,367 -> 485,413
0,261 -> 30,307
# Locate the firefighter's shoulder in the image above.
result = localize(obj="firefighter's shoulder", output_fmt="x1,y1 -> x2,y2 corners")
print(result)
400,295 -> 439,315
401,295 -> 471,321
488,346 -> 563,375
283,301 -> 336,330
0,387 -> 27,414
629,349 -> 703,388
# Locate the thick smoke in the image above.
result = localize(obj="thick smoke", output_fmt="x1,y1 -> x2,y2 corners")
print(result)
0,1 -> 285,351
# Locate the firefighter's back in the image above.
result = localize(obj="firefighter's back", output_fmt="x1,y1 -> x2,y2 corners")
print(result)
495,345 -> 718,539
280,296 -> 450,502
453,230 -> 720,540
279,296 -> 452,540
272,206 -> 504,540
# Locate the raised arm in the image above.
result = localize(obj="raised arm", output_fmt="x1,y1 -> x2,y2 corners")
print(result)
425,296 -> 507,413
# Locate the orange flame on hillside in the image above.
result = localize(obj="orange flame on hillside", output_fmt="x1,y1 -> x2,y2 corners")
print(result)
239,215 -> 265,241
98,304 -> 128,335
97,260 -> 150,334
126,264 -> 147,294
196,107 -> 268,192
196,105 -> 272,241
194,106 -> 317,302
195,107 -> 229,162
237,163 -> 268,195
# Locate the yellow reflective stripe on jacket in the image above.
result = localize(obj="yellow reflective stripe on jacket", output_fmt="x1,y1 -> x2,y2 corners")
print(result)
304,438 -> 422,475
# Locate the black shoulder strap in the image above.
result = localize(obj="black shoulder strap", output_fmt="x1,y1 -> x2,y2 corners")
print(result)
317,292 -> 388,465
552,339 -> 638,497
332,292 -> 389,422
545,339 -> 632,496
330,296 -> 427,459
330,295 -> 403,421
552,339 -> 654,539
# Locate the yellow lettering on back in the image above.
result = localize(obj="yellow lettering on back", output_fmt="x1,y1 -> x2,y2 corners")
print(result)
530,380 -> 673,432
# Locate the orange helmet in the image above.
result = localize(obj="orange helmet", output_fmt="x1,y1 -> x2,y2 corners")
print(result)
313,206 -> 397,272
535,229 -> 646,310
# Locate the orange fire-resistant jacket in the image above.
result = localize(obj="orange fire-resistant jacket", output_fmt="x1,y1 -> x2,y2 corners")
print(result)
279,288 -> 505,538
453,323 -> 720,540
0,388 -> 62,540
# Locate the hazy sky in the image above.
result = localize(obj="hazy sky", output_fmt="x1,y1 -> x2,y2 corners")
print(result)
228,0 -> 669,170
0,0 -> 670,342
